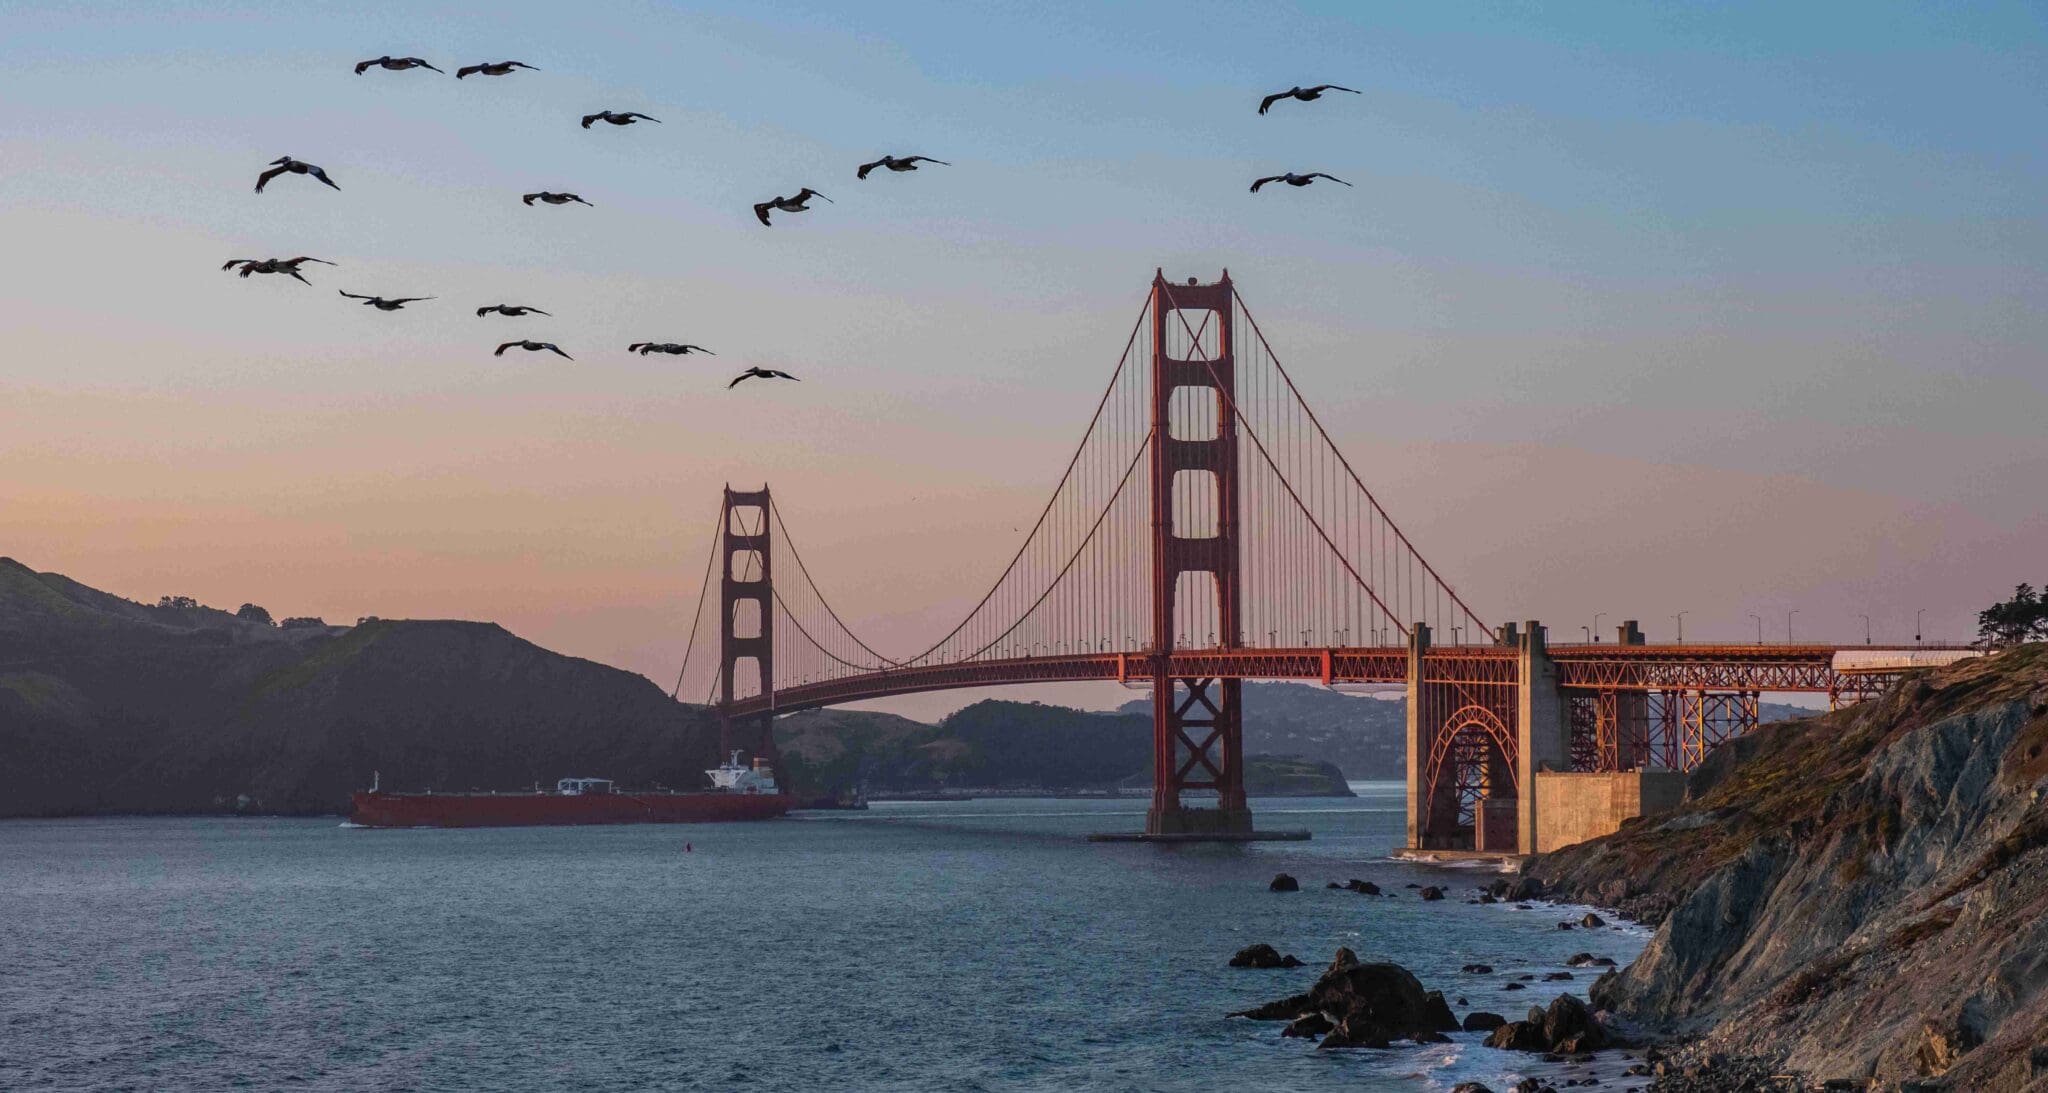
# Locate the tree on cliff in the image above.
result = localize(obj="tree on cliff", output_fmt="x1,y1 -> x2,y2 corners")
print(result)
1976,584 -> 2048,648
236,603 -> 274,626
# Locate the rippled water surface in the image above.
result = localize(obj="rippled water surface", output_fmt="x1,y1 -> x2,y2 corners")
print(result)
1,785 -> 1647,1091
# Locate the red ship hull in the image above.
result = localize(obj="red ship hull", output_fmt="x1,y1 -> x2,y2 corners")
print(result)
349,789 -> 793,828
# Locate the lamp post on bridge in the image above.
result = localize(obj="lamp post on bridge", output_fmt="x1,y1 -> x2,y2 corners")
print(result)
1592,613 -> 1605,643
1859,614 -> 1872,645
1581,625 -> 1592,643
1916,609 -> 1925,646
1787,609 -> 1799,643
1749,614 -> 1763,645
1672,610 -> 1688,644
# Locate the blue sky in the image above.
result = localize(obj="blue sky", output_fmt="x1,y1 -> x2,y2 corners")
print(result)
2,1 -> 2043,713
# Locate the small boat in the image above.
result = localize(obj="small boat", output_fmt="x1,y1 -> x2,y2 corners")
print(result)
348,753 -> 792,828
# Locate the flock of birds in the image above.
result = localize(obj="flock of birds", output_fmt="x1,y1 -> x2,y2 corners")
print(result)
227,58 -> 1359,387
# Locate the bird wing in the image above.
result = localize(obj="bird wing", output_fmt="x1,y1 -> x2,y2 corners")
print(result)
569,194 -> 591,205
308,166 -> 339,190
799,188 -> 832,203
1305,173 -> 1352,186
856,158 -> 886,179
522,193 -> 540,205
905,156 -> 950,166
753,201 -> 774,226
254,164 -> 288,192
495,342 -> 518,355
545,344 -> 572,359
510,62 -> 538,71
581,113 -> 600,128
1312,84 -> 1360,95
391,297 -> 435,304
1250,175 -> 1282,192
684,346 -> 714,355
528,308 -> 551,316
1258,91 -> 1287,115
285,257 -> 335,266
223,259 -> 250,270
728,372 -> 753,387
769,370 -> 798,381
478,306 -> 496,316
412,59 -> 444,73
456,64 -> 482,78
629,343 -> 650,352
354,59 -> 374,74
287,269 -> 310,284
339,291 -> 372,300
626,113 -> 659,122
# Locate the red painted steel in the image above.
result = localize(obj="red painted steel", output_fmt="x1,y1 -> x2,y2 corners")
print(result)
718,486 -> 780,775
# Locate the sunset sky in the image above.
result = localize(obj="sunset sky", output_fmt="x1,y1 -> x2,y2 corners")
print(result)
4,1 -> 2043,718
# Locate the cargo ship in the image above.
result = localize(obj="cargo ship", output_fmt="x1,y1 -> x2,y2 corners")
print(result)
348,752 -> 792,828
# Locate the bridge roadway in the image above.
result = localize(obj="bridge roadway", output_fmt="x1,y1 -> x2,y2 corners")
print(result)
723,641 -> 1954,718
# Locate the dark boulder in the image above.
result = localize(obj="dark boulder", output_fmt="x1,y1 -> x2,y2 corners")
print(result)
1540,994 -> 1606,1053
1422,990 -> 1460,1032
1451,1083 -> 1495,1093
1580,912 -> 1605,928
1557,921 -> 1575,930
1420,885 -> 1445,901
1504,876 -> 1544,901
1543,971 -> 1574,981
1462,1011 -> 1508,1032
1485,1020 -> 1550,1052
1478,893 -> 1499,904
1461,963 -> 1494,974
1229,943 -> 1303,969
1502,981 -> 1526,991
1269,873 -> 1299,892
1345,879 -> 1382,895
1239,951 -> 1461,1050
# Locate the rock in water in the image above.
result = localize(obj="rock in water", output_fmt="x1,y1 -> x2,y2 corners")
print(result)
1450,1084 -> 1495,1093
1462,1011 -> 1507,1032
1344,879 -> 1381,895
1236,950 -> 1460,1050
1229,943 -> 1302,969
1484,1020 -> 1550,1052
1540,993 -> 1606,1053
1580,912 -> 1605,928
1269,873 -> 1299,892
1419,885 -> 1445,901
1280,1012 -> 1332,1038
1461,963 -> 1495,974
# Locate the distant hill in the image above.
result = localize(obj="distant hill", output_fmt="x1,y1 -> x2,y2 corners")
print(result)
774,698 -> 1353,798
1119,680 -> 1817,779
0,557 -> 721,816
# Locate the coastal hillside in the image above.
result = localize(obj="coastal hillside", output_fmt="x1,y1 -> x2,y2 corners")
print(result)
1526,645 -> 2048,1090
774,698 -> 1354,797
0,557 -> 720,816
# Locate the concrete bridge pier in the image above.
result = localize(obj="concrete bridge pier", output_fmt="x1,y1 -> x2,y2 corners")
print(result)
1514,621 -> 1569,854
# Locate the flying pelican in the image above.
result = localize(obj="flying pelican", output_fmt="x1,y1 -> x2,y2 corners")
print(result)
856,154 -> 950,180
728,366 -> 798,387
339,291 -> 433,311
752,188 -> 831,226
581,110 -> 660,128
1257,84 -> 1360,115
221,256 -> 334,284
628,342 -> 714,356
523,191 -> 592,206
456,61 -> 538,79
255,157 -> 339,193
1249,172 -> 1352,193
355,56 -> 443,75
477,304 -> 551,317
496,340 -> 573,360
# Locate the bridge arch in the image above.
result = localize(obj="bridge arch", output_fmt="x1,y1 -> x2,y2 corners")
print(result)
1421,704 -> 1519,852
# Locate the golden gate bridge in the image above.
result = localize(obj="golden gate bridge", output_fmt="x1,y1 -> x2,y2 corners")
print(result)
673,271 -> 1970,851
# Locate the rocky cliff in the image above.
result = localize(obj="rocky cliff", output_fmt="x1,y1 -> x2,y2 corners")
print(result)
1526,645 -> 2048,1091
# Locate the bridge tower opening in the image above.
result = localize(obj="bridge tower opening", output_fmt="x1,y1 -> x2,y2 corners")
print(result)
718,485 -> 781,779
1146,270 -> 1251,836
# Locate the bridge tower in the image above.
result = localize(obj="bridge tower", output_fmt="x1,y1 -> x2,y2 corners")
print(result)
1146,270 -> 1250,836
718,485 -> 780,776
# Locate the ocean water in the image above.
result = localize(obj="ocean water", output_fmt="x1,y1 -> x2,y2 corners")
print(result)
0,784 -> 1649,1092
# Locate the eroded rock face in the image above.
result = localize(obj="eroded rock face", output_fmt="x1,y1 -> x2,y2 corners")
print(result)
1522,648 -> 2048,1089
1480,993 -> 1608,1055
